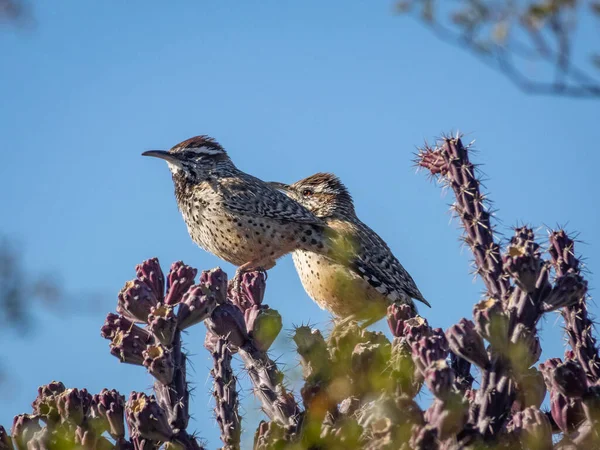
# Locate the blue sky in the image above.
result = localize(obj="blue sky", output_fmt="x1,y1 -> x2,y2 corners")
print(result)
1,1 -> 599,447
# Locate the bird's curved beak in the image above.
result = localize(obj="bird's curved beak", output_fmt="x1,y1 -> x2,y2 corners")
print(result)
268,181 -> 291,193
142,150 -> 180,164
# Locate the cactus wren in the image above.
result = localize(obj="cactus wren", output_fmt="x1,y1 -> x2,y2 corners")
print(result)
142,136 -> 330,279
269,173 -> 430,326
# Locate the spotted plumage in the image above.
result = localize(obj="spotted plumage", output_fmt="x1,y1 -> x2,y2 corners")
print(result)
270,173 -> 430,325
143,136 -> 328,274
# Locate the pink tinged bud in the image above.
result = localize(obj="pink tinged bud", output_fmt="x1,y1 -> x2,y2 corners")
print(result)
507,406 -> 552,450
502,231 -> 542,294
143,344 -> 175,385
238,271 -> 266,309
206,303 -> 248,348
198,267 -> 228,304
91,389 -> 126,439
403,316 -> 432,347
549,389 -> 585,433
117,280 -> 158,323
56,388 -> 92,426
424,395 -> 468,440
425,360 -> 455,398
164,261 -> 197,305
135,258 -> 165,303
541,273 -> 587,312
553,360 -> 588,398
539,358 -> 562,388
387,304 -> 415,338
31,381 -> 67,423
126,393 -> 173,442
147,304 -> 177,346
245,306 -> 282,352
176,285 -> 218,330
109,324 -> 153,366
410,329 -> 449,376
446,318 -> 489,369
11,415 -> 41,450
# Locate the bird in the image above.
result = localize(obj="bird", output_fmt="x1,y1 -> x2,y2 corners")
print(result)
269,173 -> 430,327
142,136 -> 331,282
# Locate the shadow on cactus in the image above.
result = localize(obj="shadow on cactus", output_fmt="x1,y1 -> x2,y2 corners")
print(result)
2,134 -> 599,449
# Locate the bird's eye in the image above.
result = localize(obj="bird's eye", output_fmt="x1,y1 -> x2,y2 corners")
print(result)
302,189 -> 313,197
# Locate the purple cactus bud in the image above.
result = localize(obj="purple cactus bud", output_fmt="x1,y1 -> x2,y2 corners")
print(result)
135,258 -> 165,303
147,304 -> 177,346
237,271 -> 266,310
553,360 -> 588,398
126,393 -> 173,442
164,261 -> 197,305
31,381 -> 65,423
109,325 -> 152,366
56,388 -> 92,425
143,344 -> 174,385
410,329 -> 449,375
564,349 -> 576,361
541,273 -> 587,312
446,318 -> 489,369
91,389 -> 125,439
506,406 -> 552,450
473,298 -> 508,346
403,316 -> 432,347
409,425 -> 438,450
117,280 -> 158,323
425,360 -> 455,398
0,426 -> 12,450
177,285 -> 218,330
539,358 -> 562,388
206,303 -> 248,348
502,231 -> 541,294
11,415 -> 41,450
199,267 -> 228,304
387,304 -> 415,337
549,389 -> 585,433
245,306 -> 282,352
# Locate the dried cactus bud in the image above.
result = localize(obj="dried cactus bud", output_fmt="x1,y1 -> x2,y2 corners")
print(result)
135,258 -> 165,303
206,303 -> 248,348
0,426 -> 12,450
549,389 -> 585,433
410,329 -> 449,376
31,381 -> 65,423
387,304 -> 415,337
126,393 -> 172,442
425,360 -> 455,398
91,389 -> 125,439
410,425 -> 439,450
502,228 -> 542,293
177,285 -> 218,330
199,267 -> 228,305
108,322 -> 152,366
473,298 -> 508,346
553,360 -> 588,398
541,272 -> 587,312
403,316 -> 431,347
506,406 -> 552,450
446,318 -> 489,369
245,306 -> 282,352
143,344 -> 175,385
11,415 -> 41,450
164,261 -> 197,305
117,280 -> 158,323
56,388 -> 92,426
147,303 -> 177,346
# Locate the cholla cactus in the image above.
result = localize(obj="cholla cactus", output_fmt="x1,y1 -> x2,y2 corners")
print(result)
3,134 -> 599,449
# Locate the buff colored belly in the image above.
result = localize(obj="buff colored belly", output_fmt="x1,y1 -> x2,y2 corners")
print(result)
292,250 -> 389,322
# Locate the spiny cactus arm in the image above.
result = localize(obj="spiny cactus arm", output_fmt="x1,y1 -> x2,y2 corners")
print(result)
416,136 -> 510,300
205,336 -> 241,450
548,230 -> 598,382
